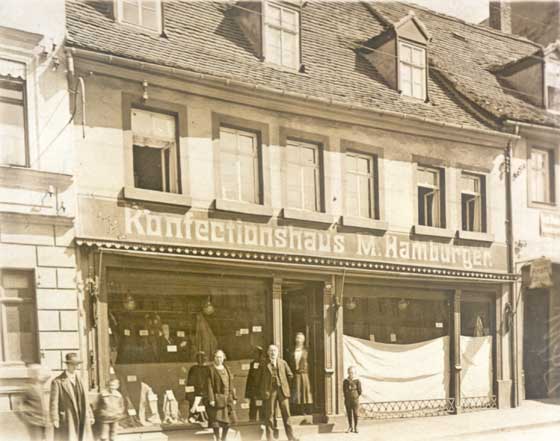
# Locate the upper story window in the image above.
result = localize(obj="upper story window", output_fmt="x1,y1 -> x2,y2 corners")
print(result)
546,60 -> 560,111
131,108 -> 179,193
219,127 -> 261,204
117,0 -> 162,32
417,165 -> 444,227
399,41 -> 426,100
345,152 -> 377,219
461,173 -> 486,232
530,147 -> 555,204
264,2 -> 300,69
0,269 -> 38,365
286,140 -> 321,211
0,59 -> 27,167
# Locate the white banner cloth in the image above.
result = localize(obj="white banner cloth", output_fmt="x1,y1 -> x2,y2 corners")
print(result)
343,335 -> 450,402
460,335 -> 493,398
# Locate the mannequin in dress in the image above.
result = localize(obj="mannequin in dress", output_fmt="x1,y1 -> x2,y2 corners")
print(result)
291,332 -> 313,415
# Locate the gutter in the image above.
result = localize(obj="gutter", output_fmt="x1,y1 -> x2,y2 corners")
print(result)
67,47 -> 520,143
504,120 -> 560,134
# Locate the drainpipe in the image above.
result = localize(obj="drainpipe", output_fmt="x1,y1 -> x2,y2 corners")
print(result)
504,123 -> 520,407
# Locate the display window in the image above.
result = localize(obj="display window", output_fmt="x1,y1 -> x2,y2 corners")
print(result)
103,267 -> 269,428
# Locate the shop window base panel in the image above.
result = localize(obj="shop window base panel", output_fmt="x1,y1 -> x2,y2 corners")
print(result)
359,398 -> 456,419
461,395 -> 497,412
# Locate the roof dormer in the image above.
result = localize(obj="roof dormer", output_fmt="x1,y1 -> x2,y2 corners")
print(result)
362,11 -> 431,101
545,43 -> 560,112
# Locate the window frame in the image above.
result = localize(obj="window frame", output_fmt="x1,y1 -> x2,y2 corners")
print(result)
344,151 -> 378,220
0,269 -> 39,366
528,145 -> 557,206
545,58 -> 560,112
285,139 -> 322,213
115,0 -> 163,34
398,39 -> 427,101
0,64 -> 29,168
416,164 -> 444,228
460,172 -> 487,233
263,1 -> 301,70
122,94 -> 190,206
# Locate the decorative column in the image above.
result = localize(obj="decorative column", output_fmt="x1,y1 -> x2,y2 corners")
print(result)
497,283 -> 513,408
333,274 -> 345,415
272,277 -> 283,357
323,278 -> 336,415
451,289 -> 462,414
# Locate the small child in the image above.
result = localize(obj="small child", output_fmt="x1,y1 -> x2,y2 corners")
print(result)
98,377 -> 125,441
343,366 -> 362,434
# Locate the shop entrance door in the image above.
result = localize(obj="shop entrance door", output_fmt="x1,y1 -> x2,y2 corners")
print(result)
524,289 -> 549,399
282,283 -> 324,415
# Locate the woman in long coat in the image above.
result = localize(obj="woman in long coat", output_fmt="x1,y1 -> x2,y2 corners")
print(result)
207,350 -> 237,441
290,332 -> 313,414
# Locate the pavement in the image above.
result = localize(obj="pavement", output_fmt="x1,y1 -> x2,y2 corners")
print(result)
300,399 -> 560,441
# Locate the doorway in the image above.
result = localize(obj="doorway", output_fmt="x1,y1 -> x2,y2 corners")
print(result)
523,289 -> 549,399
282,282 -> 324,415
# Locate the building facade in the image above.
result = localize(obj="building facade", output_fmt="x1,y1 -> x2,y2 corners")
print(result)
0,1 -> 80,439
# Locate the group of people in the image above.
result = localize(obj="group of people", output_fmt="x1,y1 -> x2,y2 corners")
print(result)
19,344 -> 363,441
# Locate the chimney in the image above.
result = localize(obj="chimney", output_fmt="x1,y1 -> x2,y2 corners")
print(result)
489,0 -> 512,33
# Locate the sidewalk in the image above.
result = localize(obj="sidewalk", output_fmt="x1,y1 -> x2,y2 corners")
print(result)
300,399 -> 560,441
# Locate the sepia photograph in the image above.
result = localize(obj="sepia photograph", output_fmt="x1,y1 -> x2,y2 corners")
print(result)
0,0 -> 559,440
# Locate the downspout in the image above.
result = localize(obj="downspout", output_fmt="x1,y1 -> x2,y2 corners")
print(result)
504,123 -> 520,407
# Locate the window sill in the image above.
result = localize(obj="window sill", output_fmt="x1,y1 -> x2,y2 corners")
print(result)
215,199 -> 273,217
412,224 -> 455,239
528,200 -> 557,210
457,230 -> 494,243
341,216 -> 388,232
282,208 -> 336,225
123,187 -> 192,207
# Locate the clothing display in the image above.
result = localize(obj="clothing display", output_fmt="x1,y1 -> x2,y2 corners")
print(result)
245,359 -> 263,421
162,390 -> 180,424
195,314 -> 218,358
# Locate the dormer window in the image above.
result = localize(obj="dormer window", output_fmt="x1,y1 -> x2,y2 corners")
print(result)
264,2 -> 300,69
546,60 -> 560,111
399,41 -> 426,100
116,0 -> 162,32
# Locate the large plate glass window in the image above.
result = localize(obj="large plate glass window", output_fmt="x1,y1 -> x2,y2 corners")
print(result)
286,140 -> 321,212
219,127 -> 261,204
399,41 -> 426,100
131,108 -> 179,193
265,2 -> 300,69
0,270 -> 38,365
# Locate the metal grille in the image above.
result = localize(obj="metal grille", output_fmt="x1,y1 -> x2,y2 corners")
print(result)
461,395 -> 497,412
359,398 -> 456,419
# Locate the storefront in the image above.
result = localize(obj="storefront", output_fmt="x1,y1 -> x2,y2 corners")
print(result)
76,195 -> 514,434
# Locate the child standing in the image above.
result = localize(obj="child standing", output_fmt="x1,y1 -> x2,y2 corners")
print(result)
98,377 -> 125,441
343,366 -> 362,434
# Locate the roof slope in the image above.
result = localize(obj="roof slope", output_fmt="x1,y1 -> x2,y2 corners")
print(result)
65,1 -> 560,131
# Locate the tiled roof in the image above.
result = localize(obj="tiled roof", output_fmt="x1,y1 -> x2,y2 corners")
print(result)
65,1 -> 560,131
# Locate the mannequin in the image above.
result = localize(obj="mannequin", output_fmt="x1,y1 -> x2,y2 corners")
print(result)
291,332 -> 313,415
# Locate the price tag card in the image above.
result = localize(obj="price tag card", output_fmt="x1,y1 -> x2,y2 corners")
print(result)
235,330 -> 241,337
252,325 -> 262,333
139,330 -> 149,337
435,322 -> 443,328
241,363 -> 250,371
253,362 -> 259,369
196,405 -> 206,412
108,328 -> 112,335
239,328 -> 249,335
109,367 -> 115,374
369,334 -> 376,342
179,379 -> 185,385
127,408 -> 137,416
255,400 -> 263,407
127,375 -> 137,382
177,331 -> 185,337
185,386 -> 195,393
241,402 -> 249,409
124,329 -> 130,336
167,345 -> 177,353
390,333 -> 397,342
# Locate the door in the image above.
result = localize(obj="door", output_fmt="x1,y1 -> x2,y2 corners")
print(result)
282,283 -> 324,415
524,289 -> 549,399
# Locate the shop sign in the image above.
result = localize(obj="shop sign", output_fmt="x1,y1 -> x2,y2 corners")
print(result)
528,257 -> 553,289
77,196 -> 508,272
541,212 -> 560,238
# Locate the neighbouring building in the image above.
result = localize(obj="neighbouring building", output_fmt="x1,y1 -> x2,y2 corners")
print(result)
0,1 -> 80,439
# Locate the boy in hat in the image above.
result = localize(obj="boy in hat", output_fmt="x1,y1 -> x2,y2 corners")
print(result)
97,378 -> 125,441
50,353 -> 95,441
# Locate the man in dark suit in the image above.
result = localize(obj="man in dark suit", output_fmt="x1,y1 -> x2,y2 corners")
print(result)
49,353 -> 94,441
259,345 -> 298,441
